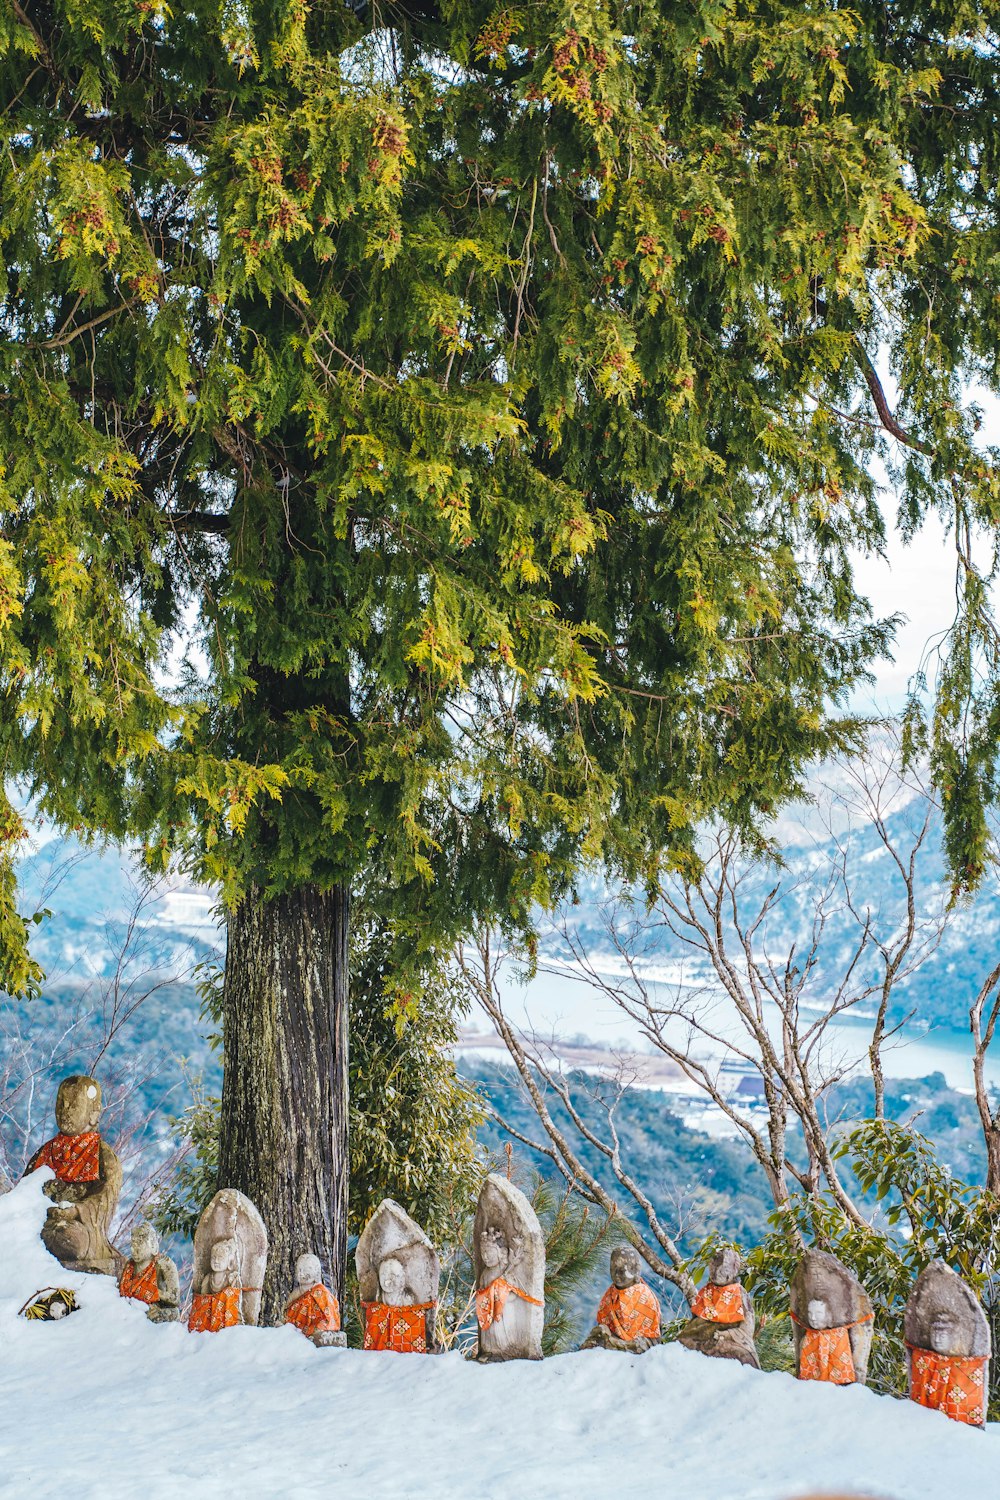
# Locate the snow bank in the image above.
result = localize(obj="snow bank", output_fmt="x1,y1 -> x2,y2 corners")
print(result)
1,1175 -> 997,1500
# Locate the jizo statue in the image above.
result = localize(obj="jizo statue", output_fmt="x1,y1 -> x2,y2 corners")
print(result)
905,1260 -> 991,1428
789,1249 -> 873,1386
118,1223 -> 181,1322
284,1252 -> 345,1347
582,1246 -> 661,1352
473,1174 -> 545,1361
678,1246 -> 760,1369
25,1075 -> 122,1275
356,1199 -> 439,1353
188,1188 -> 268,1332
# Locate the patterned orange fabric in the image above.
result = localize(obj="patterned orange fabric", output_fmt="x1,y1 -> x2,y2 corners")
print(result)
596,1281 -> 661,1341
908,1344 -> 988,1426
790,1310 -> 872,1384
476,1277 -> 544,1331
188,1286 -> 242,1333
285,1285 -> 341,1338
119,1259 -> 160,1305
29,1132 -> 101,1184
691,1282 -> 744,1325
362,1301 -> 433,1353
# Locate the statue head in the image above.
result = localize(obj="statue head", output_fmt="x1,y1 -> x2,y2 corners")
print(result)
210,1236 -> 238,1276
295,1253 -> 322,1288
709,1247 -> 742,1286
131,1223 -> 158,1263
479,1224 -> 510,1273
807,1297 -> 832,1330
929,1309 -> 963,1356
55,1076 -> 102,1136
378,1256 -> 407,1307
610,1246 -> 643,1289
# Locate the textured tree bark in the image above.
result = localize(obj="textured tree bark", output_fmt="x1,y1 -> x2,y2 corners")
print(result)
219,883 -> 349,1324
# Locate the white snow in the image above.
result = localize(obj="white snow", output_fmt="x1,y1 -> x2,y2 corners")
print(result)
1,1174 -> 998,1500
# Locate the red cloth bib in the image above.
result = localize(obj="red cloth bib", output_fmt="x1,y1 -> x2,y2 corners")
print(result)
119,1259 -> 160,1305
362,1301 -> 432,1353
691,1282 -> 744,1325
596,1281 -> 661,1341
285,1284 -> 341,1337
475,1276 -> 544,1331
30,1132 -> 100,1183
188,1286 -> 241,1333
908,1344 -> 988,1426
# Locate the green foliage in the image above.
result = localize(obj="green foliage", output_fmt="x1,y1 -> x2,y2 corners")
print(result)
744,1120 -> 1000,1414
5,0 -> 987,988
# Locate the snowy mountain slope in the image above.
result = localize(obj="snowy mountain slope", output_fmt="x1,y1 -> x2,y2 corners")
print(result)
1,1173 -> 996,1500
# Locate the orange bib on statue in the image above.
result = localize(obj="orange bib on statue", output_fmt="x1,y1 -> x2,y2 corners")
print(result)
188,1286 -> 241,1333
363,1301 -> 431,1353
30,1132 -> 101,1184
691,1282 -> 743,1325
908,1345 -> 988,1426
476,1277 -> 544,1331
119,1260 -> 159,1305
286,1285 -> 341,1338
596,1281 -> 661,1342
798,1324 -> 857,1384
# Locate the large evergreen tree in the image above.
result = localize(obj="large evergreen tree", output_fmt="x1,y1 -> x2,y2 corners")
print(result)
2,0 -> 996,1310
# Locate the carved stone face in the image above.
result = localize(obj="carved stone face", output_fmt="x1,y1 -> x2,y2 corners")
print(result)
610,1247 -> 642,1289
210,1237 -> 237,1275
480,1226 -> 508,1274
295,1253 -> 322,1288
929,1310 -> 963,1356
132,1223 -> 158,1262
378,1257 -> 407,1306
55,1076 -> 102,1136
807,1297 -> 831,1330
709,1247 -> 742,1286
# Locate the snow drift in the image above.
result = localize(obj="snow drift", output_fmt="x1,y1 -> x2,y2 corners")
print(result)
0,1173 -> 996,1500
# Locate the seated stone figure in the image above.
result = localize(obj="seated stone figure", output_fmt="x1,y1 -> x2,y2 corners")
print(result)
474,1174 -> 545,1362
582,1246 -> 661,1352
118,1223 -> 180,1322
188,1187 -> 268,1332
189,1236 -> 243,1332
357,1198 -> 440,1354
789,1249 -> 873,1386
25,1075 -> 122,1276
284,1253 -> 344,1347
678,1247 -> 760,1369
905,1260 -> 990,1428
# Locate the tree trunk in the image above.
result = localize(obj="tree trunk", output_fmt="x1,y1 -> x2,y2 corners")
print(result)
219,883 -> 349,1323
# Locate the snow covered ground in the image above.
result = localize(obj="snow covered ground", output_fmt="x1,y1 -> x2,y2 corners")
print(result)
1,1174 -> 997,1500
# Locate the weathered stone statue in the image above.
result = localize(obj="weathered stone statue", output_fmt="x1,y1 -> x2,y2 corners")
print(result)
904,1260 -> 990,1428
118,1223 -> 181,1322
188,1188 -> 267,1332
473,1174 -> 545,1361
357,1198 -> 439,1353
284,1253 -> 345,1347
789,1249 -> 873,1385
581,1246 -> 661,1352
678,1247 -> 760,1369
25,1074 -> 122,1275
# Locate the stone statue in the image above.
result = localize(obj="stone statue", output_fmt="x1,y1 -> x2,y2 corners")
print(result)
678,1247 -> 760,1369
581,1246 -> 661,1352
789,1249 -> 873,1385
284,1253 -> 345,1347
25,1074 -> 122,1275
356,1199 -> 439,1353
473,1174 -> 545,1361
118,1223 -> 181,1322
904,1260 -> 990,1428
188,1188 -> 267,1332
